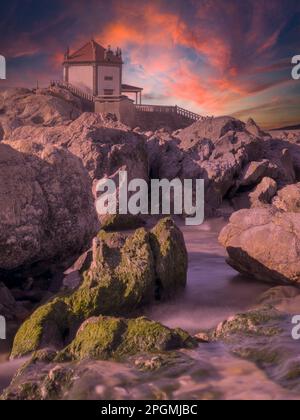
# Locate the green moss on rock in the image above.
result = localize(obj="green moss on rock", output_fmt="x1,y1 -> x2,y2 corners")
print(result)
213,307 -> 283,340
65,227 -> 155,319
57,316 -> 196,362
11,219 -> 189,358
11,299 -> 70,359
150,218 -> 188,299
57,316 -> 126,361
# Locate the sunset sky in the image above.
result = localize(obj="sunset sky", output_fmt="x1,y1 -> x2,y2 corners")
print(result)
1,0 -> 300,129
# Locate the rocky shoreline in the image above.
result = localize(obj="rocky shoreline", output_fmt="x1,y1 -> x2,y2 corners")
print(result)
1,86 -> 300,399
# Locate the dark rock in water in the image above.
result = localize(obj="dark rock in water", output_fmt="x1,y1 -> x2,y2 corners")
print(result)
219,207 -> 300,285
0,142 -> 99,281
150,217 -> 187,299
10,218 -> 188,358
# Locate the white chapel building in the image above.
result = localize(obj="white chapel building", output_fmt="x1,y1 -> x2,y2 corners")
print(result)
62,39 -> 143,125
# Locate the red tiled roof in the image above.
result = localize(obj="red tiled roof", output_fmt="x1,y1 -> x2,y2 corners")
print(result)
64,40 -> 122,64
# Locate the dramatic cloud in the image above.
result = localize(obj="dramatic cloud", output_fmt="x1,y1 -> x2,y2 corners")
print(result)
0,0 -> 300,128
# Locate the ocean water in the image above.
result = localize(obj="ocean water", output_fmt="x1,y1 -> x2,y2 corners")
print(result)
145,218 -> 269,333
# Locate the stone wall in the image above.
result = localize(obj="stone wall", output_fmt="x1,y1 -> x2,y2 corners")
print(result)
94,97 -> 136,127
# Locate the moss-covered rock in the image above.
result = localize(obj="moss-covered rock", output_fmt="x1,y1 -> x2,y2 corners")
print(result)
11,218 -> 188,358
11,299 -> 71,359
57,316 -> 196,362
213,307 -> 283,341
150,217 -> 188,299
100,214 -> 145,231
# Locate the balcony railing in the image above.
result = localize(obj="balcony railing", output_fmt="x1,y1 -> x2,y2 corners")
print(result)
135,104 -> 203,122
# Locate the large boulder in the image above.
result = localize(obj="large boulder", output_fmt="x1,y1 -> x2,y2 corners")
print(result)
8,112 -> 148,184
0,87 -> 82,139
57,316 -> 195,362
150,218 -> 187,298
6,112 -> 149,229
147,116 -> 263,215
2,317 -> 195,400
176,116 -> 246,146
11,218 -> 188,358
0,142 -> 98,279
219,207 -> 300,285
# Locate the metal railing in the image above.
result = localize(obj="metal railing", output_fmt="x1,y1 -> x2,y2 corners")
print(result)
135,104 -> 203,122
50,80 -> 95,103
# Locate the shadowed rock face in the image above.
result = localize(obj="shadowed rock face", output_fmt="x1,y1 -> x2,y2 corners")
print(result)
249,177 -> 278,207
219,207 -> 300,285
273,183 -> 300,212
0,142 -> 98,280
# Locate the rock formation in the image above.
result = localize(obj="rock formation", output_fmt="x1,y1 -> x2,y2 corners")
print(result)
0,87 -> 82,139
219,207 -> 300,285
10,218 -> 188,358
0,141 -> 98,280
